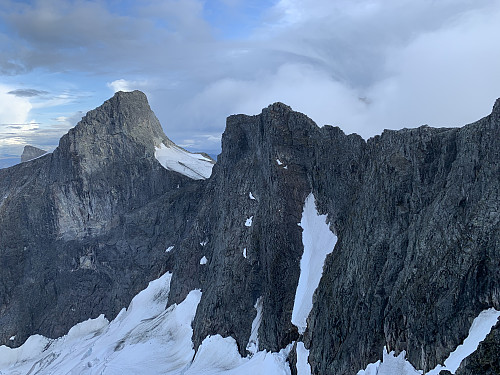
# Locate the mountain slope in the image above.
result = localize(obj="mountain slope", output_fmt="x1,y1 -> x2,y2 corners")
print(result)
0,92 -> 499,374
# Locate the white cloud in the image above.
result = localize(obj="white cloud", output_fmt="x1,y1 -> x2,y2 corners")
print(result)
1,0 -> 500,163
0,84 -> 32,127
107,79 -> 150,93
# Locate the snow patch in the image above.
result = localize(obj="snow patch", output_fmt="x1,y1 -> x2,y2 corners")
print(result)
292,193 -> 337,334
166,245 -> 174,252
200,256 -> 208,265
243,248 -> 247,258
296,342 -> 312,375
9,336 -> 15,341
246,297 -> 263,355
357,308 -> 500,375
245,216 -> 253,227
276,158 -> 283,165
155,143 -> 214,180
249,192 -> 256,200
357,348 -> 421,375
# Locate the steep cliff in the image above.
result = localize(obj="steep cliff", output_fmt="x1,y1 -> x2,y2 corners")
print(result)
0,91 -> 207,347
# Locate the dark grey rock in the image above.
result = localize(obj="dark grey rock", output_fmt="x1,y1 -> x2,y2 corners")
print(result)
1,91 -> 499,375
305,103 -> 500,374
0,91 -> 205,347
20,145 -> 47,162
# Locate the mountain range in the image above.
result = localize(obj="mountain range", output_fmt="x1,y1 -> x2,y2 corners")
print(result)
0,91 -> 498,374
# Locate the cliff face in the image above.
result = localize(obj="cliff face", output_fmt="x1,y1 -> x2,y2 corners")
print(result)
306,109 -> 500,373
0,91 -> 498,374
0,91 -> 205,346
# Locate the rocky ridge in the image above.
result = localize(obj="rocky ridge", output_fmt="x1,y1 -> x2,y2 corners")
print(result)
0,91 -> 499,374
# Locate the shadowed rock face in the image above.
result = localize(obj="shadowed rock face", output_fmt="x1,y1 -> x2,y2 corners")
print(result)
20,145 -> 47,163
1,91 -> 499,375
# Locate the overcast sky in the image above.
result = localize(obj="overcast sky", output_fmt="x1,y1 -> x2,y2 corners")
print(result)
1,0 -> 500,168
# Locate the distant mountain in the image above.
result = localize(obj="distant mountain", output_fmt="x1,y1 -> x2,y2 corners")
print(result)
20,145 -> 47,163
0,91 -> 498,374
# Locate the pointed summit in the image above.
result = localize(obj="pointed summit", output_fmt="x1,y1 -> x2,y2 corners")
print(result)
21,145 -> 47,163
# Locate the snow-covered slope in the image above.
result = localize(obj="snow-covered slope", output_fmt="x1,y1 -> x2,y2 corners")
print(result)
155,143 -> 214,180
0,273 -> 291,375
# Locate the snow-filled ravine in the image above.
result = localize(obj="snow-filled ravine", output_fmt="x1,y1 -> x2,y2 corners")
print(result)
292,193 -> 337,334
0,273 -> 291,375
155,143 -> 214,180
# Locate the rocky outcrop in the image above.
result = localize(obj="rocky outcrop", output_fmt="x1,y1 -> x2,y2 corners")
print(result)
20,145 -> 47,162
1,91 -> 499,375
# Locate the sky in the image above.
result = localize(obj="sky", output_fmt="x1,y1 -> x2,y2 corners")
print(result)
1,0 -> 500,168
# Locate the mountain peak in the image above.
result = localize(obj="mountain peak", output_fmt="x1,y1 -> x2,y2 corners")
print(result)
493,97 -> 500,116
20,145 -> 47,163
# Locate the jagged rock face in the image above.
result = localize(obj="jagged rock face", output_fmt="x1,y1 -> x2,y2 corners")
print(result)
20,145 -> 47,163
0,91 -> 205,347
1,91 -> 499,375
306,105 -> 500,374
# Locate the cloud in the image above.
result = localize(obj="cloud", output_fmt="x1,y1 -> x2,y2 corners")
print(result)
0,84 -> 32,127
7,88 -> 49,97
1,0 -> 500,163
107,79 -> 150,93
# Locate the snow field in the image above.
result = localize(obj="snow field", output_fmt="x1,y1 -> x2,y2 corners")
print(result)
155,143 -> 214,180
0,272 -> 292,375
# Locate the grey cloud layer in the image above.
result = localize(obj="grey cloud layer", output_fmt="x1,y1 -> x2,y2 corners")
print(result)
1,0 -> 499,164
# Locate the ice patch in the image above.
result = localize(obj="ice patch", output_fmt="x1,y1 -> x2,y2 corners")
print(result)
243,248 -> 247,258
245,216 -> 253,227
296,342 -> 312,375
249,192 -> 256,200
246,297 -> 263,355
200,256 -> 208,265
155,143 -> 214,180
358,308 -> 500,375
292,193 -> 337,334
166,245 -> 174,252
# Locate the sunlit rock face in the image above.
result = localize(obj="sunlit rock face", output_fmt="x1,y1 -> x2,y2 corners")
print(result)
1,91 -> 499,375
